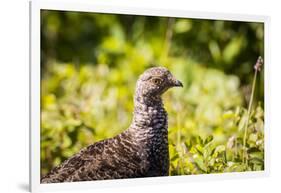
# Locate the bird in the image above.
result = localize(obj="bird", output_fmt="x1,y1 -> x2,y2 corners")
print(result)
41,66 -> 183,183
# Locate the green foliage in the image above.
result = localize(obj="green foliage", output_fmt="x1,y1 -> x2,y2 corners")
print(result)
40,10 -> 264,177
169,105 -> 264,175
41,10 -> 264,102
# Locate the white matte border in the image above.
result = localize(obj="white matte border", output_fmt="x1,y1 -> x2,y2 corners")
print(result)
29,0 -> 270,192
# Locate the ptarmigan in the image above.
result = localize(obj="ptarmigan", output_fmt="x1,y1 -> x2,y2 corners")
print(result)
41,67 -> 183,183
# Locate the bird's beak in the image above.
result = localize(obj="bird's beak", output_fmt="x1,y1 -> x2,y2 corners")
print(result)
173,79 -> 183,87
168,73 -> 183,87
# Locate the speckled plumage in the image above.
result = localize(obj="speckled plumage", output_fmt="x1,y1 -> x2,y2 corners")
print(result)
41,67 -> 183,183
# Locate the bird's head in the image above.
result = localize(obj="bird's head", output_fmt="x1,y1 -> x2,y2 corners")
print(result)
135,67 -> 183,100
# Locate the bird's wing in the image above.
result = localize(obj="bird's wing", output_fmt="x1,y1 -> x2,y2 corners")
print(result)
41,139 -> 108,183
41,132 -> 145,183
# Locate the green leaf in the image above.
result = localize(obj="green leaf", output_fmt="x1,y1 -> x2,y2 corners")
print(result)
215,145 -> 226,154
204,135 -> 214,145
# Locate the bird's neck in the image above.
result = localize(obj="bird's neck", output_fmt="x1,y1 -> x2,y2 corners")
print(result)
129,95 -> 168,143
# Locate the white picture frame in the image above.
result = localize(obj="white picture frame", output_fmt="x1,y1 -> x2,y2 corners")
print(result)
30,0 -> 271,192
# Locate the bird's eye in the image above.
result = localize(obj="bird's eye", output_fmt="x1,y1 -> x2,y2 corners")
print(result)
151,78 -> 162,85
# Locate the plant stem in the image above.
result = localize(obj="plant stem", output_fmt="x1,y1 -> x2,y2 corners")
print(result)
242,56 -> 263,164
242,70 -> 257,164
176,111 -> 183,174
162,17 -> 175,63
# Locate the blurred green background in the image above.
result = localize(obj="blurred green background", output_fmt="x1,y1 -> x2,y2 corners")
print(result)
41,10 -> 264,177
